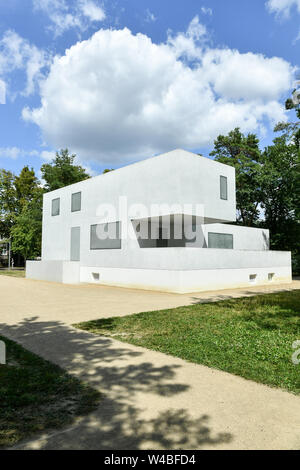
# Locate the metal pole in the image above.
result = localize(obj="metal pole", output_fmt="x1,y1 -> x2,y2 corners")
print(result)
8,240 -> 11,270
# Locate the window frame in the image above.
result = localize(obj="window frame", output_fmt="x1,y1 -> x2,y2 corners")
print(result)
208,232 -> 233,249
90,221 -> 122,250
51,198 -> 60,217
71,191 -> 82,213
220,175 -> 228,200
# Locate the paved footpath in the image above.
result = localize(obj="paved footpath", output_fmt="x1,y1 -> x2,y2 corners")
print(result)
0,276 -> 300,450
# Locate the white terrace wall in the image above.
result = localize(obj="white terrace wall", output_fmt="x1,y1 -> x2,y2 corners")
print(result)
27,248 -> 291,292
202,224 -> 270,250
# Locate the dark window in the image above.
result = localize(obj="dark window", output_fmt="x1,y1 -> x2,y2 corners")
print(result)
208,232 -> 233,249
51,198 -> 60,216
90,222 -> 121,250
70,227 -> 80,261
71,192 -> 81,212
156,227 -> 169,248
220,176 -> 228,200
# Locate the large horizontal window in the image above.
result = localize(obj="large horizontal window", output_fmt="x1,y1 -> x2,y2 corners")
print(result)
71,192 -> 81,212
90,222 -> 121,250
220,175 -> 228,200
208,232 -> 233,249
51,198 -> 60,216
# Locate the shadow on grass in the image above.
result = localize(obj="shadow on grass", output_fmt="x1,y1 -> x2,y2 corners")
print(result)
190,287 -> 300,306
190,290 -> 300,331
0,318 -> 232,450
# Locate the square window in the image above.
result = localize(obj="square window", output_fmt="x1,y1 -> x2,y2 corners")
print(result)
51,198 -> 60,216
90,222 -> 121,250
208,232 -> 233,249
220,176 -> 228,200
71,192 -> 81,212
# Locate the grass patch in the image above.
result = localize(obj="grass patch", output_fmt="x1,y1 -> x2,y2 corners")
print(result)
75,290 -> 300,395
0,335 -> 101,448
0,270 -> 25,278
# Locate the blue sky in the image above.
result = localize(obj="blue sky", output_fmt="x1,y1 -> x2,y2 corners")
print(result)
0,0 -> 299,177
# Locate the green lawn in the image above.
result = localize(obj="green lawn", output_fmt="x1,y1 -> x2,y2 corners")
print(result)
0,270 -> 25,278
75,290 -> 300,395
0,336 -> 101,448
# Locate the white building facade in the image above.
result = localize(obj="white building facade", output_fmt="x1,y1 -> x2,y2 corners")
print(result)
26,149 -> 292,293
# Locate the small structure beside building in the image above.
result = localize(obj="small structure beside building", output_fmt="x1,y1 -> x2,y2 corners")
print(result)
0,239 -> 10,268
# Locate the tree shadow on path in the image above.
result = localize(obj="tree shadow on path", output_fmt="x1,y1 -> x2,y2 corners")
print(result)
0,318 -> 232,450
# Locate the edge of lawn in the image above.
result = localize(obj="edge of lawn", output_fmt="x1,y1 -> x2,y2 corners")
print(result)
0,335 -> 101,448
73,290 -> 300,396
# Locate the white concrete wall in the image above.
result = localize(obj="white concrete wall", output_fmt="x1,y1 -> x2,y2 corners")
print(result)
26,260 -> 80,283
41,149 -> 236,264
79,264 -> 291,293
27,258 -> 291,293
72,247 -> 289,271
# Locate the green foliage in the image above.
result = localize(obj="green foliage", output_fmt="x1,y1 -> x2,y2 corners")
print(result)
0,270 -> 25,277
271,90 -> 300,272
0,166 -> 40,240
0,335 -> 101,448
75,290 -> 300,395
102,168 -> 114,174
260,135 -> 300,253
210,128 -> 262,226
0,150 -> 90,263
14,166 -> 39,212
41,149 -> 90,191
11,189 -> 43,260
210,125 -> 300,273
0,169 -> 17,238
274,90 -> 300,147
285,98 -> 295,110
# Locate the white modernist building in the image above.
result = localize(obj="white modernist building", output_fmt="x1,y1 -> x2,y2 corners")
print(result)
26,149 -> 292,293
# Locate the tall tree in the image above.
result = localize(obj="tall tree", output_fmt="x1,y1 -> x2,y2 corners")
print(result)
274,90 -> 300,147
14,166 -> 40,214
260,136 -> 300,251
11,188 -> 44,261
0,169 -> 17,239
41,149 -> 90,191
272,89 -> 300,273
210,128 -> 262,226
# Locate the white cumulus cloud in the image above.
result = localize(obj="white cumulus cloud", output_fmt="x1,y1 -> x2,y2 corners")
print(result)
0,30 -> 48,97
22,18 -> 294,165
33,0 -> 106,37
79,0 -> 105,22
145,9 -> 157,23
0,147 -> 40,159
266,0 -> 300,17
0,79 -> 5,104
167,15 -> 207,60
201,6 -> 213,16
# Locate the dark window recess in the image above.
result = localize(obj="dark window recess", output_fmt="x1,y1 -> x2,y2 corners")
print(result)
156,227 -> 169,248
